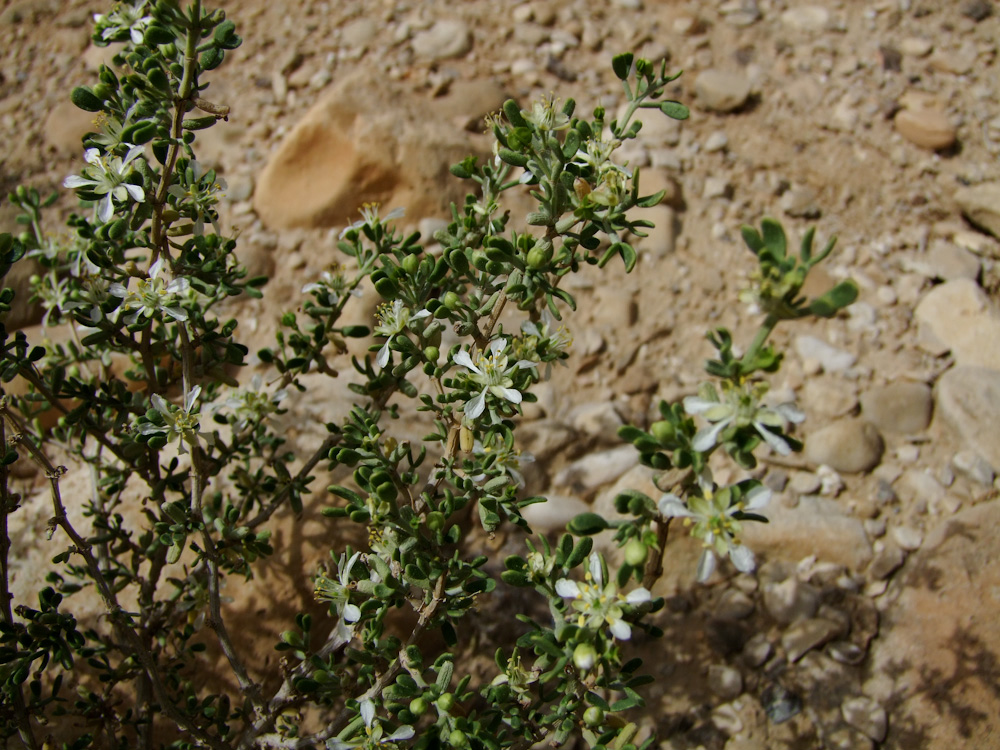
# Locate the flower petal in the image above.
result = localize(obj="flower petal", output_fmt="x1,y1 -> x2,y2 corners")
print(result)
376,341 -> 391,369
626,587 -> 651,605
609,618 -> 632,640
555,579 -> 580,599
682,395 -> 717,415
465,390 -> 486,420
342,603 -> 361,623
360,699 -> 375,728
493,386 -> 522,404
695,549 -> 716,582
386,726 -> 415,742
729,544 -> 756,573
124,183 -> 145,202
453,349 -> 479,374
658,494 -> 696,518
691,418 -> 729,452
743,484 -> 772,511
63,175 -> 94,189
97,195 -> 114,223
754,421 -> 792,456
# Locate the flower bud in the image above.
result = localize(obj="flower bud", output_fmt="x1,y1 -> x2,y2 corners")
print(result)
624,538 -> 647,567
443,291 -> 461,310
582,706 -> 605,728
436,692 -> 456,712
402,254 -> 419,275
572,643 -> 597,671
409,697 -> 429,716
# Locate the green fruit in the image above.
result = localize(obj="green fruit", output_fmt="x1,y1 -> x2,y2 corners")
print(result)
448,730 -> 467,747
583,706 -> 605,728
402,254 -> 419,274
624,538 -> 648,567
424,346 -> 439,363
443,291 -> 461,310
526,244 -> 553,269
409,697 -> 429,716
650,420 -> 675,444
436,692 -> 456,712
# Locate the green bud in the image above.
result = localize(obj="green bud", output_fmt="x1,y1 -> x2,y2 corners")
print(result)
443,291 -> 461,310
650,420 -> 675,445
426,511 -> 445,532
448,731 -> 467,748
526,244 -> 553,270
436,692 -> 456,712
280,312 -> 296,327
583,706 -> 605,728
409,696 -> 429,716
573,643 -> 597,671
401,254 -> 419,275
424,346 -> 439,363
624,538 -> 648,567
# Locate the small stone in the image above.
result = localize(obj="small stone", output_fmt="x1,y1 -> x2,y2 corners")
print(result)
828,640 -> 867,665
694,69 -> 751,113
826,727 -> 874,750
761,683 -> 802,724
858,382 -> 932,434
867,543 -> 905,580
43,99 -> 95,157
923,240 -> 982,281
703,176 -> 732,200
935,366 -> 1000,468
929,42 -> 978,75
553,446 -> 639,496
411,20 -> 472,61
955,182 -> 1000,240
795,335 -> 856,373
568,401 -> 624,436
952,450 -> 995,486
780,6 -> 830,31
715,589 -> 755,620
712,702 -> 744,735
789,471 -> 822,495
864,518 -> 887,538
521,494 -> 589,533
841,696 -> 888,742
708,664 -> 743,700
899,37 -> 933,57
894,108 -> 956,151
892,526 -> 923,551
743,633 -> 772,667
805,419 -> 885,474
782,618 -> 844,662
915,281 -> 1000,370
704,131 -> 729,152
961,0 -> 993,21
780,186 -> 820,219
763,578 -> 819,625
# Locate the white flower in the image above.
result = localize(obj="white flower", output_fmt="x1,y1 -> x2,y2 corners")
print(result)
166,161 -> 226,236
471,439 -> 534,488
139,385 -> 211,453
315,551 -> 364,646
109,258 -> 189,325
223,374 -> 287,430
658,471 -> 771,582
302,265 -> 362,303
339,203 -> 405,239
372,299 -> 430,369
452,337 -> 536,421
325,698 -> 414,750
521,96 -> 571,132
94,1 -> 152,44
683,381 -> 805,455
520,314 -> 572,380
64,145 -> 146,223
555,552 -> 651,640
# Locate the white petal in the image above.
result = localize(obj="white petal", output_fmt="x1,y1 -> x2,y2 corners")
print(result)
743,485 -> 771,511
588,552 -> 603,586
124,183 -> 145,202
63,175 -> 93,189
97,195 -> 114,223
376,341 -> 390,369
163,306 -> 188,321
776,402 -> 806,424
515,359 -> 537,369
453,349 -> 479,374
383,207 -> 406,221
555,579 -> 580,599
83,148 -> 102,166
626,587 -> 651,604
658,495 -> 696,518
360,699 -> 375,728
754,422 -> 792,456
385,726 -> 415,742
494,386 -> 522,404
488,338 -> 507,357
343,603 -> 361,623
166,277 -> 190,294
122,144 -> 145,165
185,385 -> 201,412
695,550 -> 716,582
108,282 -> 128,298
729,544 -> 756,573
691,419 -> 729,452
150,393 -> 170,416
465,390 -> 486,420
411,308 -> 431,319
148,258 -> 164,279
682,395 -> 717,415
609,618 -> 631,640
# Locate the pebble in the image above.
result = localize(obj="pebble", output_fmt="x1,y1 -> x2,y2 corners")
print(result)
805,418 -> 884,474
763,578 -> 819,624
867,543 -> 905,581
914,280 -> 1000,370
521,493 -> 589,533
828,640 -> 867,666
954,182 -> 1000,240
891,526 -> 923,552
858,382 -> 932,434
921,240 -> 982,281
704,131 -> 729,152
795,335 -> 856,373
951,450 -> 995,486
411,20 -> 472,61
552,445 -> 639,496
825,727 -> 874,750
715,589 -> 755,620
703,176 -> 732,200
899,37 -> 933,57
864,518 -> 886,539
961,0 -> 993,21
694,69 -> 751,113
780,6 -> 830,31
708,664 -> 743,700
935,366 -> 1000,469
782,617 -> 844,662
789,471 -> 821,495
894,108 -> 957,151
743,633 -> 772,667
780,185 -> 820,219
761,683 -> 802,724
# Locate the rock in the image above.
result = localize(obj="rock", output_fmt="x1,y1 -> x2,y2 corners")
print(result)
891,526 -> 923,552
894,108 -> 956,151
780,6 -> 830,31
743,495 -> 873,571
521,493 -> 589,533
918,240 -> 982,281
553,445 -> 639,497
694,70 -> 751,113
955,182 -> 1000,240
868,543 -> 905,581
253,69 -> 478,230
914,280 -> 1000,370
708,664 -> 743,700
872,502 -> 1000,748
899,37 -> 933,58
795,335 -> 856,374
763,578 -> 819,624
743,633 -> 772,667
567,401 -> 623,437
715,589 -> 755,620
805,419 -> 884,474
780,185 -> 820,219
858,382 -> 933,434
961,0 -> 993,21
935,367 -> 1000,469
518,420 -> 579,461
43,99 -> 95,156
929,42 -> 978,76
704,131 -> 729,152
703,176 -> 732,200
782,617 -> 844,662
951,450 -> 994,486
631,205 -> 676,257
433,78 -> 508,131
411,20 -> 472,61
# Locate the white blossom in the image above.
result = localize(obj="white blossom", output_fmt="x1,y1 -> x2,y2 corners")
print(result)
555,552 -> 650,640
109,258 -> 189,325
452,337 -> 536,421
64,145 -> 146,223
372,299 -> 430,369
683,381 -> 805,455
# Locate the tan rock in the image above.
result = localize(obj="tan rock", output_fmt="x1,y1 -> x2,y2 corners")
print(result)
955,182 -> 1000,240
894,108 -> 956,151
914,279 -> 1000,370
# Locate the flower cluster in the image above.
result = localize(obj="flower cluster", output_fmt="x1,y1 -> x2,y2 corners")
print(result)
683,380 -> 804,455
93,0 -> 153,44
109,257 -> 189,325
223,374 -> 287,430
167,161 -> 227,236
555,553 -> 650,641
138,386 -> 212,453
658,471 -> 771,582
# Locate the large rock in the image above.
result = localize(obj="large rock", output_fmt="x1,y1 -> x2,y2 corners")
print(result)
805,418 -> 885,474
253,69 -> 498,230
935,366 -> 1000,469
694,70 -> 751,113
859,382 -> 933,434
914,279 -> 1000,370
955,182 -> 1000,240
872,502 -> 1000,749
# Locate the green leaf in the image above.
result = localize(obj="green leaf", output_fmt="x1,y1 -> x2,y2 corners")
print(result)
741,225 -> 764,254
808,279 -> 858,318
566,512 -> 609,536
612,53 -> 634,81
497,148 -> 528,167
659,101 -> 689,120
761,217 -> 787,259
503,99 -> 527,128
70,86 -> 103,112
